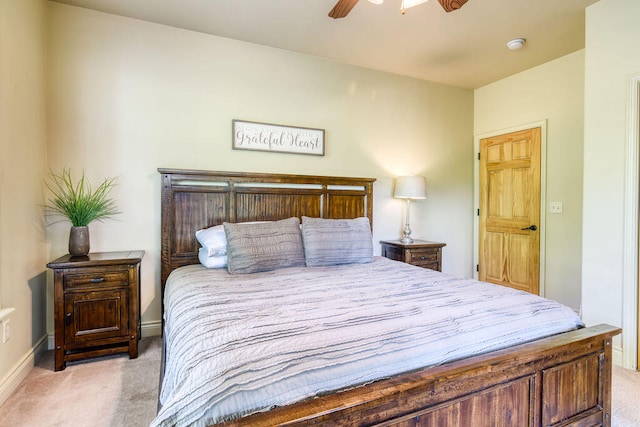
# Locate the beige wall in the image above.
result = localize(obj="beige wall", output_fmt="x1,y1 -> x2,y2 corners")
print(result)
46,3 -> 474,336
0,0 -> 48,403
583,0 -> 640,357
474,50 -> 586,312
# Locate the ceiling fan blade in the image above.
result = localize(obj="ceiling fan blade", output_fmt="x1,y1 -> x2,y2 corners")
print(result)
437,0 -> 469,12
329,0 -> 360,19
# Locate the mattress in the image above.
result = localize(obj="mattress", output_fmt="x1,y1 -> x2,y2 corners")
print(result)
152,257 -> 584,427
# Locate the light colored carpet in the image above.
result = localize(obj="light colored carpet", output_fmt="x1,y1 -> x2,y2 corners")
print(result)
0,337 -> 161,427
612,365 -> 640,426
1,337 -> 639,426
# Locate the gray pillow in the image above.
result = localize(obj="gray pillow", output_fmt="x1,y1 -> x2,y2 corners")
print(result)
302,216 -> 373,267
224,217 -> 305,274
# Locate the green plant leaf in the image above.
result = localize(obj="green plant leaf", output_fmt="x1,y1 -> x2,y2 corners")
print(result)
44,168 -> 120,227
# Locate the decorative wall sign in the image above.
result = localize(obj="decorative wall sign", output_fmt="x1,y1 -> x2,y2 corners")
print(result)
232,120 -> 325,156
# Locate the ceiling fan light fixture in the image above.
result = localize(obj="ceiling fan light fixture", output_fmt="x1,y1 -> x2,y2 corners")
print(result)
507,38 -> 526,50
330,0 -> 467,19
401,0 -> 429,14
401,0 -> 429,9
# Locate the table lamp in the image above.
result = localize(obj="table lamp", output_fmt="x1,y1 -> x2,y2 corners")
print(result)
394,175 -> 426,243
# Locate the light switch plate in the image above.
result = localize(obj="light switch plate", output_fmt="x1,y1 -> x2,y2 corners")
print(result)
549,202 -> 563,214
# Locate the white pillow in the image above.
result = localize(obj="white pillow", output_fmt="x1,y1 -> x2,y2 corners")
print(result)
198,247 -> 228,269
195,225 -> 227,257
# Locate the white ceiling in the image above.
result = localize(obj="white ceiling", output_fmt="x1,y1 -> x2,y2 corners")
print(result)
51,0 -> 599,89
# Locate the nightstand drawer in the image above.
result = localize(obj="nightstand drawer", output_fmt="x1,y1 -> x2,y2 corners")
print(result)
409,251 -> 439,264
411,261 -> 440,270
64,269 -> 129,290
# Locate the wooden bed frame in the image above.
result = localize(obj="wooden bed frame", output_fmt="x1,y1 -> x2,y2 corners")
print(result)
159,168 -> 621,427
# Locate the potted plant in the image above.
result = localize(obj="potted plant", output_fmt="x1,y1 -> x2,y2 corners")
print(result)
45,168 -> 120,256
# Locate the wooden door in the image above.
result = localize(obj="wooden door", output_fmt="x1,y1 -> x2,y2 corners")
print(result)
479,127 -> 541,294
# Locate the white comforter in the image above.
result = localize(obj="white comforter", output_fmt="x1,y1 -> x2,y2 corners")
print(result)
152,257 -> 583,427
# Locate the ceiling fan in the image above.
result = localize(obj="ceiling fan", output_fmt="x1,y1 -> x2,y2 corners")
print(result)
329,0 -> 469,19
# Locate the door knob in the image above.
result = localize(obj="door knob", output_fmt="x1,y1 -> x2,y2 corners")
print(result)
521,225 -> 537,231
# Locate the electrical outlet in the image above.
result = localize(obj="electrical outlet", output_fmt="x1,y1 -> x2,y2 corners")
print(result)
2,319 -> 10,343
549,201 -> 563,214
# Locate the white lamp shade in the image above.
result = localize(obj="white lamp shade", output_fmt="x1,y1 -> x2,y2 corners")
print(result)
394,176 -> 426,199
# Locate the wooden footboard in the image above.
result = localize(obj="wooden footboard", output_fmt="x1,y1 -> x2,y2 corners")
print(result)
218,324 -> 620,427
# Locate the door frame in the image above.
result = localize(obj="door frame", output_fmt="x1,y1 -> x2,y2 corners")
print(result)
473,120 -> 548,297
622,73 -> 640,370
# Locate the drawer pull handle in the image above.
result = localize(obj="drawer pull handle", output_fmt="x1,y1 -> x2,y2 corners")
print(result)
420,256 -> 427,260
65,313 -> 72,326
90,277 -> 105,283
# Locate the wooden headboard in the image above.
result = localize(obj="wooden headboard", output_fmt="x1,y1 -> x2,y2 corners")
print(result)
158,168 -> 376,293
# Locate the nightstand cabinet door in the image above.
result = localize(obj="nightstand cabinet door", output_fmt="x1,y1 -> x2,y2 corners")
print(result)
48,250 -> 144,371
64,288 -> 129,344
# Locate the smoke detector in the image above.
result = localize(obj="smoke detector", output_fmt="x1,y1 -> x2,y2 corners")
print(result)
507,38 -> 526,50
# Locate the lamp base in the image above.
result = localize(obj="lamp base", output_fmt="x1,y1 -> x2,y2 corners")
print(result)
400,198 -> 415,244
400,225 -> 413,244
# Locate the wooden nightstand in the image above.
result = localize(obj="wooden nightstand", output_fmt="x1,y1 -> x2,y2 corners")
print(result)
380,240 -> 446,271
47,250 -> 144,371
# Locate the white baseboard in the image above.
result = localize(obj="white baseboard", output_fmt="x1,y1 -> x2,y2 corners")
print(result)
613,345 -> 624,367
0,335 -> 48,407
141,320 -> 162,338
